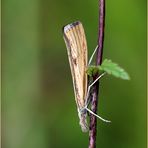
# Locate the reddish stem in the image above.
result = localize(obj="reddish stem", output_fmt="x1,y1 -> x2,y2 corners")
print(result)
88,0 -> 105,148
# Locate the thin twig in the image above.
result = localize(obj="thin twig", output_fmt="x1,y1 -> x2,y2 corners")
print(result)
88,0 -> 105,148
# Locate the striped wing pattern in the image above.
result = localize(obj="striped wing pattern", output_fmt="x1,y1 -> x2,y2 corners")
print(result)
63,21 -> 88,132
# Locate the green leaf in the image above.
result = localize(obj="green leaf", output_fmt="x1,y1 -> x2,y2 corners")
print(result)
86,66 -> 98,77
99,59 -> 130,80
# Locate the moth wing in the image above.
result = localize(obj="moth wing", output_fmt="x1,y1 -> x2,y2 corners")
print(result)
63,21 -> 88,110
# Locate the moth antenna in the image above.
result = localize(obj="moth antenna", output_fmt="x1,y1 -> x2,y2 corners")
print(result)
85,107 -> 111,123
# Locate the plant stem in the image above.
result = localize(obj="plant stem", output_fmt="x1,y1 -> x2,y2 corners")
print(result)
88,0 -> 105,148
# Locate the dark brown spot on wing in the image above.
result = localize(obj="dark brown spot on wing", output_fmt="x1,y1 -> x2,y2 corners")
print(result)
73,58 -> 77,65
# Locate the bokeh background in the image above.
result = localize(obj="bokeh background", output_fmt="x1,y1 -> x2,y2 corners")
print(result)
2,0 -> 147,148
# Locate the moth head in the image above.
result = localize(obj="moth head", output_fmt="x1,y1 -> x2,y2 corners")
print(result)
78,108 -> 88,132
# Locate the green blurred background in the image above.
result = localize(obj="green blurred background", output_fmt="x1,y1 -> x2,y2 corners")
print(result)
2,0 -> 147,148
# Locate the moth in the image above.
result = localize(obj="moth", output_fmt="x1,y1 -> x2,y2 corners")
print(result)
63,21 -> 110,132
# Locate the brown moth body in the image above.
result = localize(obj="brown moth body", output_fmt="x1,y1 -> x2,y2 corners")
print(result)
63,21 -> 88,132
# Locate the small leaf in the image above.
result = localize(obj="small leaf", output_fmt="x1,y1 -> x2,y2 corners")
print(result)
86,66 -> 98,76
99,59 -> 130,80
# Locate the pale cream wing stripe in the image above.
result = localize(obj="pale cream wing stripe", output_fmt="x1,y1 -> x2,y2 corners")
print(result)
63,21 -> 88,110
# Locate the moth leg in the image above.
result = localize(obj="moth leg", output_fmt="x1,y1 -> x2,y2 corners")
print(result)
85,107 -> 111,123
83,72 -> 111,123
85,72 -> 106,106
88,45 -> 98,65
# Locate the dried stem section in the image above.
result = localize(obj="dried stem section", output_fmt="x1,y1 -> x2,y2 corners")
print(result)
89,0 -> 105,148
